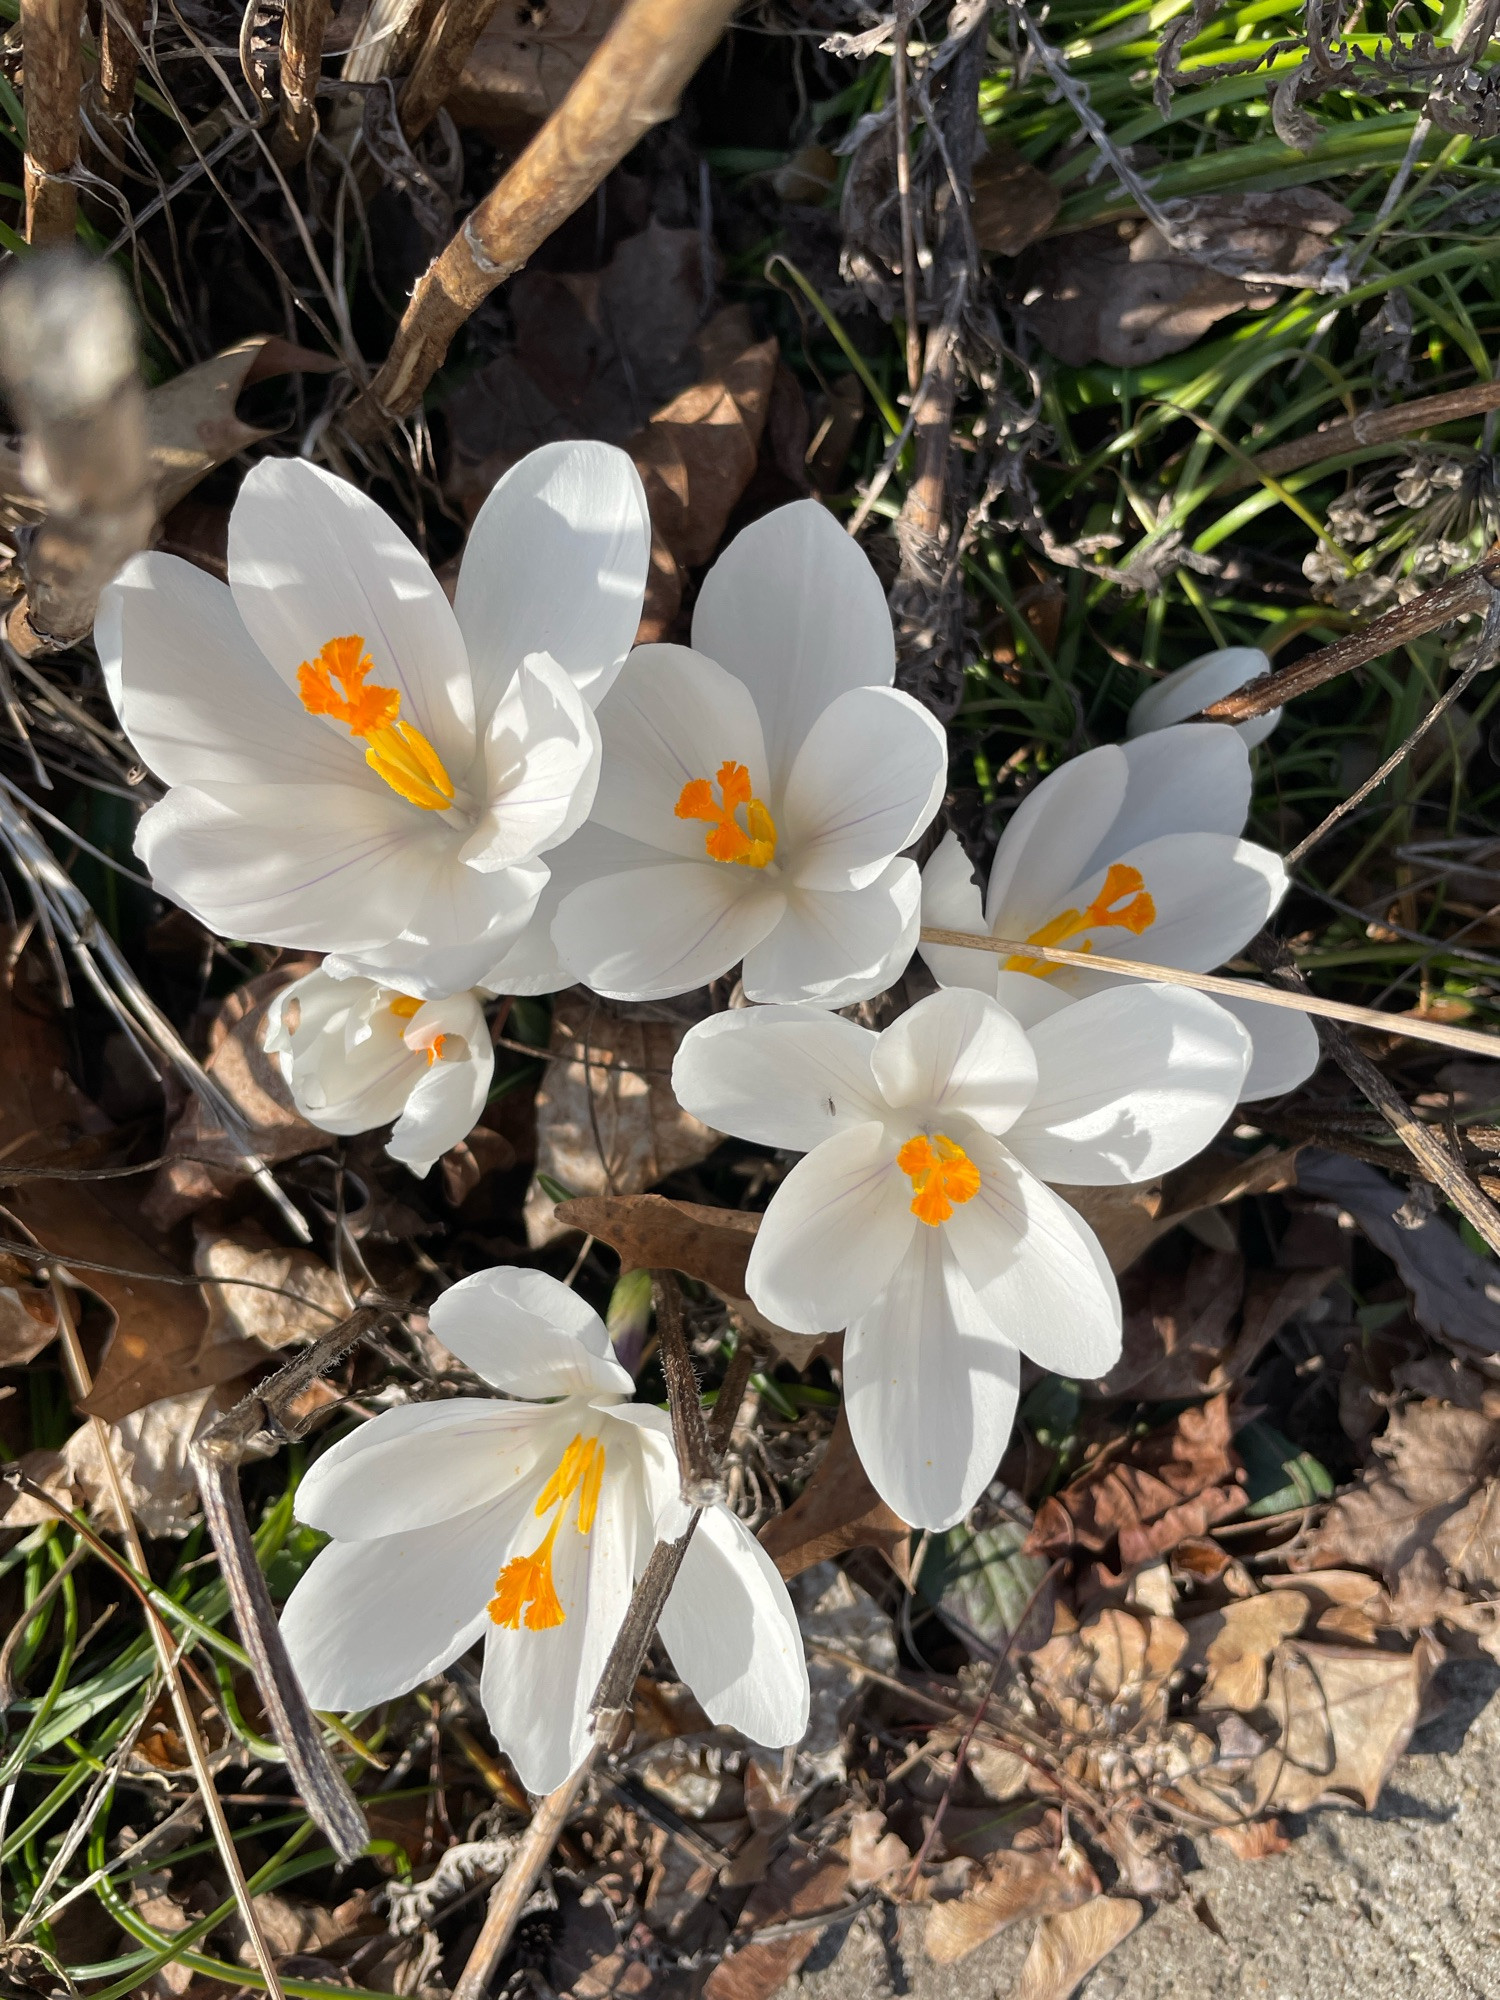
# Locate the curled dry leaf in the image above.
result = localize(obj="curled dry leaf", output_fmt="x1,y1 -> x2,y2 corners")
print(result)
555,1191 -> 757,1295
1298,1148 -> 1500,1355
1210,1816 -> 1292,1861
1059,1145 -> 1299,1277
0,1253 -> 59,1364
1011,1896 -> 1143,2000
449,0 -> 624,143
526,999 -> 721,1246
758,1404 -> 912,1583
145,964 -> 324,1229
844,1809 -> 912,1892
1183,1591 -> 1310,1711
1010,191 -> 1349,367
923,1842 -> 1098,1966
1030,1607 -> 1188,1737
701,1847 -> 853,2000
194,1224 -> 348,1350
1028,1394 -> 1246,1567
1248,1638 -> 1439,1814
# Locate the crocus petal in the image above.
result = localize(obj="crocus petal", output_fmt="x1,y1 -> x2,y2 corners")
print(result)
671,1004 -> 884,1151
745,1121 -> 914,1334
943,1140 -> 1122,1379
691,500 -> 896,796
228,457 -> 476,774
1079,723 -> 1251,865
295,1400 -> 554,1539
591,644 -> 771,860
985,745 -> 1129,933
1127,646 -> 1280,749
281,1485 -> 533,1711
266,971 -> 419,1132
918,832 -> 998,998
740,858 -> 918,1008
869,987 -> 1038,1136
477,823 -> 640,996
602,1401 -> 693,1542
843,1230 -> 1020,1531
96,555 -> 360,790
1004,984 -> 1250,1185
780,686 -> 946,891
330,854 -> 547,997
658,1506 -> 810,1747
429,1266 -> 633,1399
136,782 -> 439,952
480,1449 -> 646,1794
551,862 -> 784,1002
387,1012 -> 495,1176
455,440 -> 651,716
461,653 -> 601,871
1214,985 -> 1321,1101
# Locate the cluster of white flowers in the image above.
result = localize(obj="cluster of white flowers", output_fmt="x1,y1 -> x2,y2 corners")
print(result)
101,442 -> 1310,1788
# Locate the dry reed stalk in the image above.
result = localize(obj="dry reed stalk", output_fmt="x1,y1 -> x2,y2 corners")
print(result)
917,925 -> 1500,1061
274,0 -> 333,163
398,0 -> 499,140
96,0 -> 149,128
345,0 -> 739,437
20,0 -> 85,245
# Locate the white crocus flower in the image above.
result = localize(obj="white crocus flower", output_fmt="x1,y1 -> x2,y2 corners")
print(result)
96,442 -> 651,997
264,968 -> 493,1177
548,500 -> 948,1006
1127,644 -> 1281,747
920,722 -> 1317,1103
673,986 -> 1251,1531
281,1269 -> 810,1796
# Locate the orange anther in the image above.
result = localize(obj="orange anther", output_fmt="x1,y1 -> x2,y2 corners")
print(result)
897,1133 -> 982,1226
675,761 -> 777,868
1005,861 -> 1157,978
297,634 -> 455,811
488,1434 -> 605,1632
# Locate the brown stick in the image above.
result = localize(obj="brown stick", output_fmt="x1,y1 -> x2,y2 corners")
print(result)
1200,550 -> 1500,723
1223,379 -> 1500,494
274,0 -> 332,164
96,0 -> 149,127
0,253 -> 154,651
345,0 -> 739,438
398,0 -> 499,142
1248,940 -> 1500,1256
892,0 -> 921,399
20,0 -> 84,245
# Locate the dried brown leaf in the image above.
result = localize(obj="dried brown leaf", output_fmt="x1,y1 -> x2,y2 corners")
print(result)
758,1404 -> 912,1583
1183,1591 -> 1310,1711
1209,1817 -> 1292,1860
144,965 -> 324,1229
1030,1607 -> 1188,1736
450,0 -> 623,142
1028,1394 -> 1246,1566
844,1809 -> 911,1892
526,1000 -> 720,1245
194,1223 -> 347,1350
1010,1896 -> 1142,2000
701,1849 -> 852,2000
0,1254 -> 59,1364
924,1844 -> 1097,1965
555,1192 -> 757,1294
1249,1639 -> 1438,1813
971,140 -> 1061,256
147,337 -> 339,517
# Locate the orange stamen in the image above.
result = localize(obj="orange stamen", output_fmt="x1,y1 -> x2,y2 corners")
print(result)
488,1433 -> 605,1632
388,995 -> 422,1020
1004,862 -> 1157,979
297,634 -> 454,812
675,760 -> 777,868
897,1133 -> 982,1226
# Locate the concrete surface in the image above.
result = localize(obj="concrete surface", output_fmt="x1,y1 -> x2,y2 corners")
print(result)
800,1659 -> 1500,2000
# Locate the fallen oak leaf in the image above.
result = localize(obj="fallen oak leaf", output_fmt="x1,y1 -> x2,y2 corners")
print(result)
1182,1591 -> 1310,1711
1027,1394 -> 1246,1567
194,1223 -> 348,1350
1011,1896 -> 1143,2000
758,1404 -> 911,1583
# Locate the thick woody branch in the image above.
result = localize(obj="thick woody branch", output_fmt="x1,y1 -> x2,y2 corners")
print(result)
1200,550 -> 1500,723
274,0 -> 332,164
20,0 -> 85,245
345,0 -> 739,438
0,254 -> 154,651
398,0 -> 499,142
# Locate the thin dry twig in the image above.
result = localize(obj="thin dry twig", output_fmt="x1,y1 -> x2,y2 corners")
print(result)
917,924 -> 1500,1059
95,0 -> 149,128
891,0 -> 922,398
1224,378 -> 1500,493
20,0 -> 84,245
1200,552 -> 1500,722
345,0 -> 739,436
43,1272 -> 290,2000
654,1270 -> 722,1505
190,1305 -> 392,1864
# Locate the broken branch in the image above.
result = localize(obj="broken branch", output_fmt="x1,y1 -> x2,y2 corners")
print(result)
20,0 -> 84,245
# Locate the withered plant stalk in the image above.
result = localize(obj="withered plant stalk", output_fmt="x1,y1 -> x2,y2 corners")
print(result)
20,0 -> 85,245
